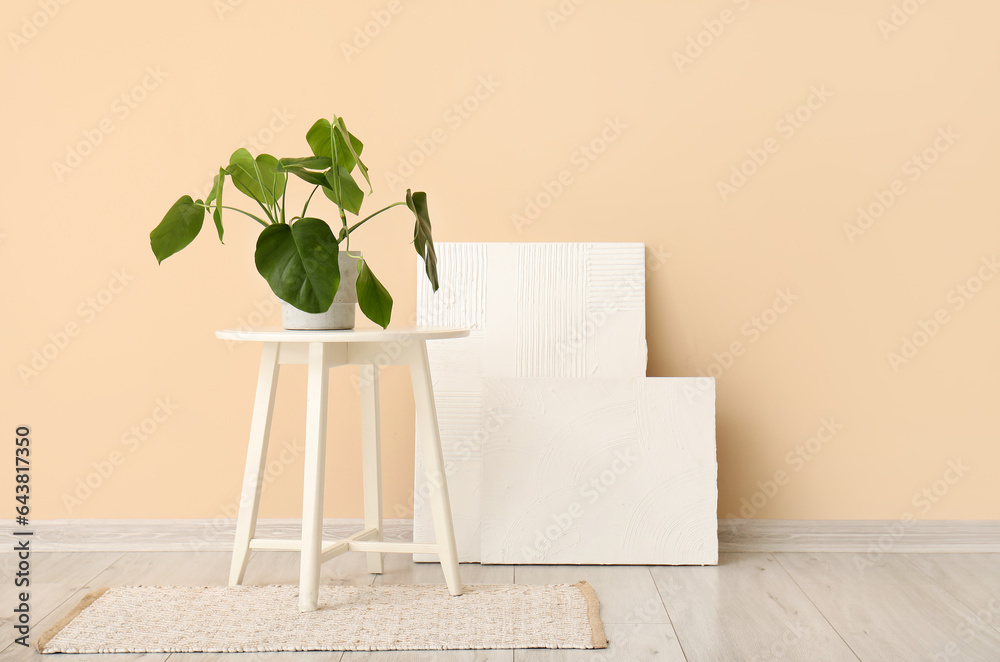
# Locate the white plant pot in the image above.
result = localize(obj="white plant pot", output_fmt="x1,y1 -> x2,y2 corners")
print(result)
281,251 -> 360,330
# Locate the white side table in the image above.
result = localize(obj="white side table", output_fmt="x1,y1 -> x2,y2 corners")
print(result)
216,326 -> 468,612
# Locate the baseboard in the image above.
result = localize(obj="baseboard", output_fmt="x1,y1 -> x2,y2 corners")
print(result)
0,518 -> 414,552
3,519 -> 998,554
718,519 -> 1000,553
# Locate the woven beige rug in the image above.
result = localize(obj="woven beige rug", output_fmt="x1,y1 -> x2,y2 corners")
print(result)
37,582 -> 607,653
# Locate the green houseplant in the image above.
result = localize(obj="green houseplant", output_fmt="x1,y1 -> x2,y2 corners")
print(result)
149,115 -> 438,329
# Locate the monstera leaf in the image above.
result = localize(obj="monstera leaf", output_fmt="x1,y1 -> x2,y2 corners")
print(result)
205,167 -> 227,241
150,195 -> 206,263
323,166 -> 364,215
229,149 -> 286,207
254,218 -> 340,313
406,189 -> 439,291
277,157 -> 332,188
306,119 -> 364,173
356,258 -> 393,328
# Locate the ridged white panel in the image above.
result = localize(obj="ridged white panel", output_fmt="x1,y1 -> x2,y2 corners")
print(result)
481,377 -> 717,565
515,244 -> 586,378
584,243 -> 647,376
416,243 -> 487,329
585,243 -> 645,312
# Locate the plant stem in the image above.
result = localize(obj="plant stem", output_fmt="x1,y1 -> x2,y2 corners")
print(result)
329,118 -> 351,250
301,185 -> 319,219
342,208 -> 350,251
197,203 -> 269,227
279,178 -> 286,224
251,159 -> 279,221
346,201 -> 407,234
274,171 -> 284,222
250,196 -> 275,224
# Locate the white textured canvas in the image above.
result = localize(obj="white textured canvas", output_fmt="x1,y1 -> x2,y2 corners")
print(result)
414,243 -> 647,561
480,378 -> 718,565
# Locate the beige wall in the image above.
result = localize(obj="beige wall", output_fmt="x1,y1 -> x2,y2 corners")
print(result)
4,0 -> 998,522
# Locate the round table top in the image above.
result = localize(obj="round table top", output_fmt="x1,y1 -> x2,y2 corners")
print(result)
215,326 -> 470,343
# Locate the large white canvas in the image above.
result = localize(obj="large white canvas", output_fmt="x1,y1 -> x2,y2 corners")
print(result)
480,378 -> 718,565
414,243 -> 647,561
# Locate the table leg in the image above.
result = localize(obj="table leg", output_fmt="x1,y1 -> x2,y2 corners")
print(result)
408,340 -> 463,596
360,363 -> 384,574
299,342 -> 329,612
229,341 -> 280,586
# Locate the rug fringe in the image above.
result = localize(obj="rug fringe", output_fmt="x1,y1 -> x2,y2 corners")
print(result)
574,580 -> 609,649
35,587 -> 109,653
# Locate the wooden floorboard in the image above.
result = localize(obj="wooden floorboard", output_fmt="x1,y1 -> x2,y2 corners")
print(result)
776,552 -> 1000,661
86,551 -> 234,586
516,624 -> 685,661
900,552 -> 1000,636
514,565 -> 670,625
29,552 -> 125,585
5,550 -> 1000,660
375,552 -> 514,586
652,553 -> 859,661
513,566 -> 686,661
243,550 -> 377,587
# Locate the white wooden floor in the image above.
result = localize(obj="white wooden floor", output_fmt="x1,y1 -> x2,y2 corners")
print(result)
2,551 -> 999,660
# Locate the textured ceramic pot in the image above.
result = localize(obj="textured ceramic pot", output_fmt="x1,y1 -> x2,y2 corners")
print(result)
281,251 -> 360,330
